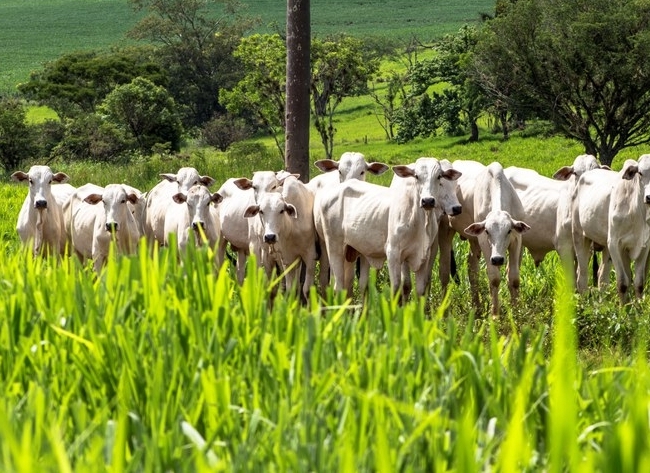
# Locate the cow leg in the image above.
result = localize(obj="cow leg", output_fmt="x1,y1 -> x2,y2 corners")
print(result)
468,238 -> 482,310
318,244 -> 331,295
633,247 -> 650,298
327,245 -> 348,294
235,249 -> 247,284
387,246 -> 403,299
507,239 -> 523,308
438,220 -> 454,291
357,256 -> 371,297
302,252 -> 317,301
597,248 -> 612,290
573,234 -> 591,293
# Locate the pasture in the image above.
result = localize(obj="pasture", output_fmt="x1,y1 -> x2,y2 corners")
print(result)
1,132 -> 650,469
0,0 -> 493,94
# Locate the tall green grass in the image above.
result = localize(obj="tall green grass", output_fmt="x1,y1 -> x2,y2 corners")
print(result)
0,242 -> 648,470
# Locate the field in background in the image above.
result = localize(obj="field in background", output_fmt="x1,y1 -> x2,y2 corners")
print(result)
0,0 -> 493,93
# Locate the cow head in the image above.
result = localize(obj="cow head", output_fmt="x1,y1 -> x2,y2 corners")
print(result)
464,210 -> 530,265
172,185 -> 223,236
392,157 -> 462,212
12,165 -> 69,210
553,154 -> 608,181
314,151 -> 389,182
85,184 -> 139,233
160,167 -> 215,193
622,155 -> 650,204
233,170 -> 293,203
244,193 -> 297,245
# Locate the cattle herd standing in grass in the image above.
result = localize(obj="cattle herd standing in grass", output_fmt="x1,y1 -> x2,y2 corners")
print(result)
11,151 -> 650,315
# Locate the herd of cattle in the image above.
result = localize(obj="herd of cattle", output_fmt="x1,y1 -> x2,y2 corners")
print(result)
10,151 -> 650,315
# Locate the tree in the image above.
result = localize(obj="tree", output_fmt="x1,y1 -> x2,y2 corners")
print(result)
127,0 -> 258,128
17,47 -> 166,119
220,34 -> 287,158
473,0 -> 650,165
0,98 -> 34,171
285,0 -> 310,182
98,77 -> 183,154
310,36 -> 379,159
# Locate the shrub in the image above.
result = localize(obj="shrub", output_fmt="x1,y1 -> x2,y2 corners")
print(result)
200,114 -> 252,151
0,98 -> 35,171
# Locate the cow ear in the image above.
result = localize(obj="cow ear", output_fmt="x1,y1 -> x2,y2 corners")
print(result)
52,172 -> 69,184
211,192 -> 224,205
464,222 -> 486,236
233,178 -> 253,190
442,168 -> 462,181
622,162 -> 639,180
285,203 -> 298,218
244,205 -> 260,218
513,220 -> 531,234
392,165 -> 416,179
600,165 -> 612,171
552,166 -> 574,181
199,175 -> 216,187
126,193 -> 139,205
11,171 -> 28,183
367,162 -> 390,175
314,159 -> 339,173
172,193 -> 187,204
160,173 -> 178,183
84,194 -> 103,205
277,173 -> 300,186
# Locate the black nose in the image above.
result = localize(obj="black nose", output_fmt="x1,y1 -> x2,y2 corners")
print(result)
105,222 -> 118,233
490,256 -> 505,266
645,195 -> 650,204
192,222 -> 204,231
35,200 -> 47,209
264,234 -> 277,244
450,205 -> 462,216
420,197 -> 435,209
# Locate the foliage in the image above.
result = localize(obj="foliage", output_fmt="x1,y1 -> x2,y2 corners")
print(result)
311,35 -> 380,159
0,98 -> 35,171
127,0 -> 259,127
17,47 -> 167,119
98,77 -> 184,154
51,113 -> 133,163
200,114 -> 252,151
473,0 -> 650,165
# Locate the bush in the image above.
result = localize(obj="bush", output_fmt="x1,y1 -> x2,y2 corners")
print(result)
0,98 -> 35,171
200,114 -> 252,151
31,119 -> 65,160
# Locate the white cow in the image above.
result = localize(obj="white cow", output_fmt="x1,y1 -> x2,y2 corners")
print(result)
69,184 -> 142,272
571,166 -> 618,293
464,162 -> 530,316
12,165 -> 70,256
164,185 -> 223,258
315,157 -> 461,299
307,152 -> 390,294
607,156 -> 650,302
244,177 -> 317,299
144,167 -> 215,245
306,152 -> 389,194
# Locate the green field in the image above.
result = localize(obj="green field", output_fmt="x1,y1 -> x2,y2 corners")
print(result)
0,0 -> 494,93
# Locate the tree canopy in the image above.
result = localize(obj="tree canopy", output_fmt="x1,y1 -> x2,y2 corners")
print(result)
473,0 -> 650,165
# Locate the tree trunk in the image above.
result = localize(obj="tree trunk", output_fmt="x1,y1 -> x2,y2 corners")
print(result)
285,0 -> 310,183
468,119 -> 479,142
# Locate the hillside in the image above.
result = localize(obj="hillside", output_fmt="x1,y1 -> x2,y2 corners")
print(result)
0,0 -> 494,93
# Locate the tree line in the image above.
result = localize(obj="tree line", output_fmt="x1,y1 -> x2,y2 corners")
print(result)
2,0 -> 650,172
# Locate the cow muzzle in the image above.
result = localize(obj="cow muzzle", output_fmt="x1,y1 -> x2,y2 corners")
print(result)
264,233 -> 277,244
420,197 -> 436,209
490,255 -> 505,266
105,222 -> 118,233
449,205 -> 462,216
192,221 -> 205,231
645,195 -> 650,205
34,200 -> 48,209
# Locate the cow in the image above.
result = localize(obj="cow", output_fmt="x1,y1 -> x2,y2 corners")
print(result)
244,177 -> 317,299
68,184 -> 142,272
306,152 -> 389,195
464,162 -> 530,317
232,170 -> 297,203
607,155 -> 650,302
164,185 -> 223,259
144,167 -> 215,245
571,166 -> 618,294
315,157 -> 461,300
307,152 -> 390,294
12,165 -> 71,257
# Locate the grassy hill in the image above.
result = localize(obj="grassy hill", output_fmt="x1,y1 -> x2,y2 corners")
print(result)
0,0 -> 494,93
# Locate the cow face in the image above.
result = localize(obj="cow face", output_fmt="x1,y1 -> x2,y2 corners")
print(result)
392,157 -> 462,211
244,193 -> 297,245
464,210 -> 530,265
160,167 -> 215,193
85,184 -> 139,233
233,170 -> 285,203
622,155 -> 650,204
172,185 -> 222,234
12,165 -> 69,210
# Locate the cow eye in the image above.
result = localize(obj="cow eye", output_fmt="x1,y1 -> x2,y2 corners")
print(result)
193,180 -> 198,185
121,199 -> 126,204
280,209 -> 284,214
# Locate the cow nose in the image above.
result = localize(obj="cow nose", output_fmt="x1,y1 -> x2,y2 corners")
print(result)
34,200 -> 47,209
105,222 -> 118,233
645,195 -> 650,204
490,256 -> 505,266
450,205 -> 462,216
192,221 -> 204,231
264,233 -> 277,244
420,197 -> 436,209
